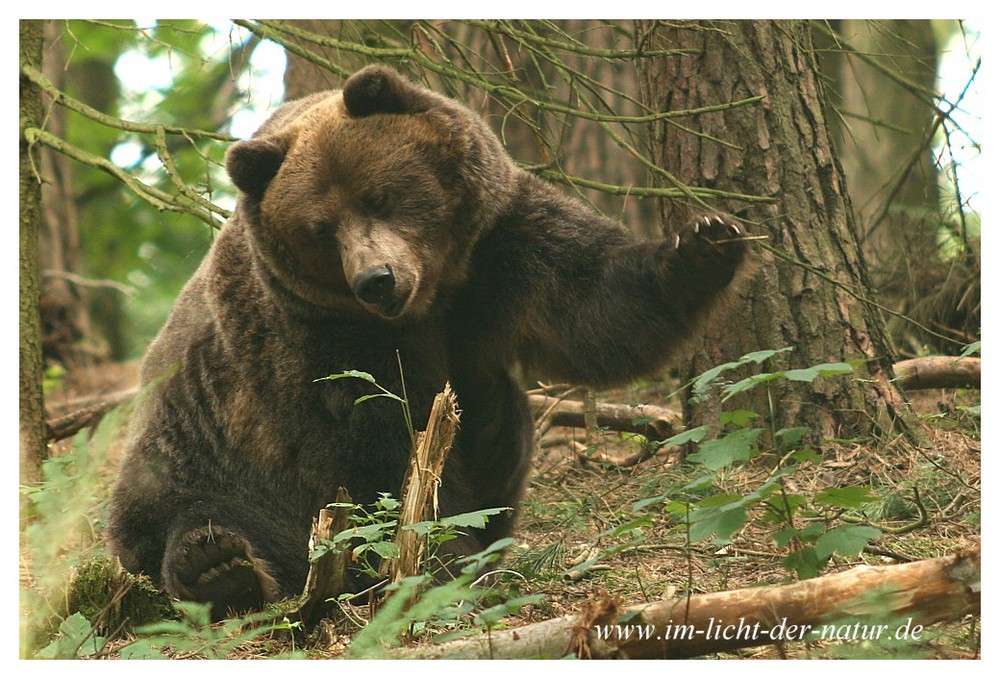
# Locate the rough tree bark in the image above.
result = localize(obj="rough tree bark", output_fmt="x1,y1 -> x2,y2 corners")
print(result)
20,19 -> 47,487
635,19 -> 916,442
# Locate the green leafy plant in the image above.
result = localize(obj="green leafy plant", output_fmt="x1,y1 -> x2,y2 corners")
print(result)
347,538 -> 541,657
37,613 -> 107,659
117,601 -> 302,659
21,408 -> 126,656
617,351 -> 889,579
317,350 -> 416,445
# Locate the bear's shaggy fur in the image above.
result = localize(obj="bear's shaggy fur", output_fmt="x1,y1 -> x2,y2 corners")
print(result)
108,65 -> 751,620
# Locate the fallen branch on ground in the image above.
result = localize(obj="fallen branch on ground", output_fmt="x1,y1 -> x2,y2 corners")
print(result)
893,357 -> 980,391
42,355 -> 979,444
529,393 -> 681,440
387,544 -> 980,659
44,387 -> 138,441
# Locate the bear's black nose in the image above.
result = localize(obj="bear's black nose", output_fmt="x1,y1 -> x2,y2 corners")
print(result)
354,265 -> 396,309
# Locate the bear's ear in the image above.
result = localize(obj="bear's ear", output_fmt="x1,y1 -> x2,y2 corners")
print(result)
225,136 -> 290,199
343,65 -> 435,117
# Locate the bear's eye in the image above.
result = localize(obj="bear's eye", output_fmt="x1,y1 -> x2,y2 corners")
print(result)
308,220 -> 336,241
362,189 -> 397,219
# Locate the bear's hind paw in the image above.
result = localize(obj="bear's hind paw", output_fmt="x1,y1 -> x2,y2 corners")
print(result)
165,525 -> 278,620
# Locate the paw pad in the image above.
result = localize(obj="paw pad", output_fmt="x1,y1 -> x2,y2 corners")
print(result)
166,526 -> 274,620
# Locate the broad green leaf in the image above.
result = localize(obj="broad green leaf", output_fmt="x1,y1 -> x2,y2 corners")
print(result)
436,506 -> 509,529
371,541 -> 400,560
689,504 -> 748,543
741,347 -> 795,364
691,347 -> 793,394
783,547 -> 821,578
784,362 -> 853,382
791,448 -> 823,464
721,371 -> 784,400
655,424 -> 710,448
333,520 -> 396,545
38,613 -> 106,659
959,341 -> 980,357
721,409 -> 759,427
814,486 -> 879,509
815,524 -> 882,559
776,426 -> 810,449
474,594 -> 544,626
321,369 -> 378,384
688,428 -> 762,470
118,641 -> 166,659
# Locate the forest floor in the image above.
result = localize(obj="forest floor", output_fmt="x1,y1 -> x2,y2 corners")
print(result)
21,363 -> 981,660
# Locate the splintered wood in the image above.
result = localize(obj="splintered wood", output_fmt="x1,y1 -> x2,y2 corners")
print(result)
294,385 -> 459,625
381,383 -> 460,584
293,486 -> 353,627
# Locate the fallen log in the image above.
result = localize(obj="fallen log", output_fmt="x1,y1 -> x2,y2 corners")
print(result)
894,356 -> 980,391
529,393 -> 681,441
388,545 -> 980,659
45,386 -> 138,441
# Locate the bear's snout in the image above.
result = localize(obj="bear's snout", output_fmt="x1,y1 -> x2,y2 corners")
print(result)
354,265 -> 397,312
350,262 -> 416,318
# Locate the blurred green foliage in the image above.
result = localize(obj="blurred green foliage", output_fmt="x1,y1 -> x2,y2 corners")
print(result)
53,20 -> 271,358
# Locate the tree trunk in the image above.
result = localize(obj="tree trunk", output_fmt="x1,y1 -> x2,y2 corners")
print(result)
817,21 -> 941,266
38,21 -> 94,367
635,19 -> 915,442
20,19 -> 47,486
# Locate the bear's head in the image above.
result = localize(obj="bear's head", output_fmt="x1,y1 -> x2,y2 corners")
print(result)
225,66 -> 516,319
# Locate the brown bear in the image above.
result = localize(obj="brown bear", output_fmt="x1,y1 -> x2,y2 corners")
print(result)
107,65 -> 751,620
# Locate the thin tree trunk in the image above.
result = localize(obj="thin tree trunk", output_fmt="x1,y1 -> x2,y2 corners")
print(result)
635,19 -> 916,442
39,20 -> 93,367
20,20 -> 47,487
818,20 -> 941,266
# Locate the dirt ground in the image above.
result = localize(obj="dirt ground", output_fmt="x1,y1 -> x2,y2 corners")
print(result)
26,364 -> 981,660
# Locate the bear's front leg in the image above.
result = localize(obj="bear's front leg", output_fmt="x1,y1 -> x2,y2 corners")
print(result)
162,525 -> 279,621
663,212 -> 749,294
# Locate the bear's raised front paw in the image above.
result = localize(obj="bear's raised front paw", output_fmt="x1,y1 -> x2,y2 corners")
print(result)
163,525 -> 277,620
672,213 -> 749,289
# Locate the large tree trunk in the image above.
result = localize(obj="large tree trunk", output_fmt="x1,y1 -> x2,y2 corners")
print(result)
635,19 -> 915,442
20,19 -> 47,486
